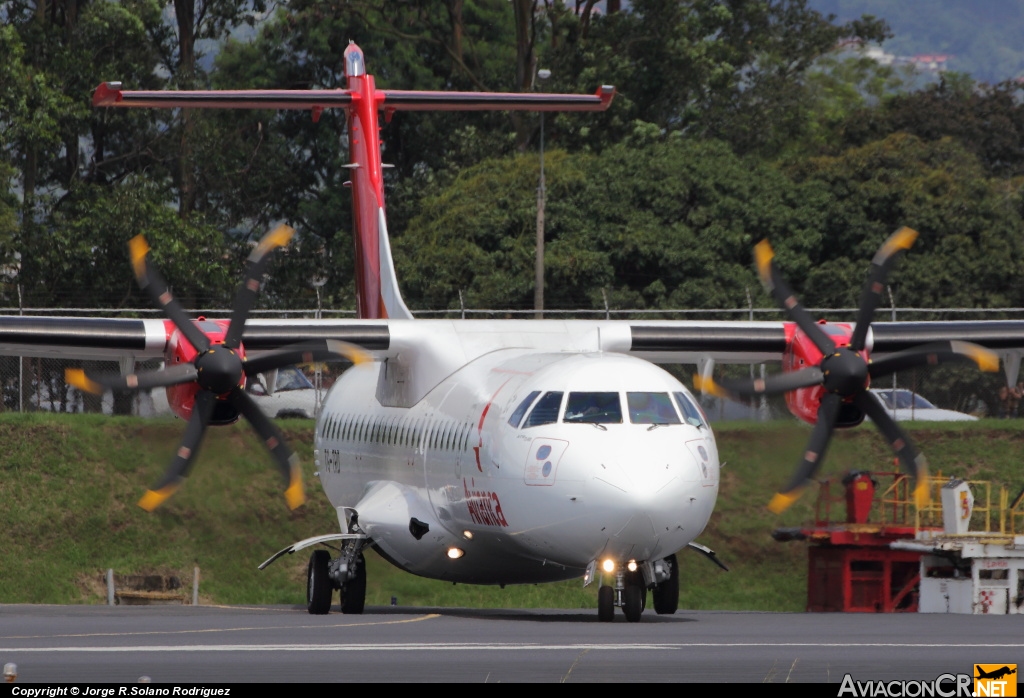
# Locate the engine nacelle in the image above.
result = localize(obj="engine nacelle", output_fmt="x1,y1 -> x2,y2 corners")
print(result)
782,321 -> 868,428
161,317 -> 244,424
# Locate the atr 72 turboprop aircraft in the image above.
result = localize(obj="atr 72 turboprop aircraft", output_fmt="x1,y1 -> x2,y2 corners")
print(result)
3,43 -> 1024,623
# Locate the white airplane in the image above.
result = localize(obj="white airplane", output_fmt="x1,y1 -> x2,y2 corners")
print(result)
4,43 -> 1022,622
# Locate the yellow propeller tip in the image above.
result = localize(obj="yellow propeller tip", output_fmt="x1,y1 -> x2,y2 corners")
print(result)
693,374 -> 727,399
128,235 -> 150,280
329,340 -> 372,365
253,224 -> 296,260
349,348 -> 372,365
767,490 -> 801,514
753,239 -> 774,282
137,485 -> 178,512
950,340 -> 1000,372
889,226 -> 919,252
285,483 -> 306,510
913,480 -> 931,509
65,368 -> 103,395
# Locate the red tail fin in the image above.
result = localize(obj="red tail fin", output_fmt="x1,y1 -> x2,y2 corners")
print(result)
93,43 -> 615,319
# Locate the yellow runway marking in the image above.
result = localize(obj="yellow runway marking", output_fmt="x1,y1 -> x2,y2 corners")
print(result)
0,613 -> 440,641
561,648 -> 590,683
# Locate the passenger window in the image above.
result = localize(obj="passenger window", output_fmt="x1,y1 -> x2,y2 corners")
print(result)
564,392 -> 622,424
508,391 -> 541,428
627,392 -> 681,425
523,391 -> 563,427
673,391 -> 706,427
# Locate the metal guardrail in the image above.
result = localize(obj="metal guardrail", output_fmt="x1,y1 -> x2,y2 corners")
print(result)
2,306 -> 1024,319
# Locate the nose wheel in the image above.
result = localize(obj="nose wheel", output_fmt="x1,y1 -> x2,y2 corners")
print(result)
622,582 -> 644,622
597,570 -> 647,623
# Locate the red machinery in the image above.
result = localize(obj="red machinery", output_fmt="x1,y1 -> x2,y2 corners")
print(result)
773,471 -> 940,612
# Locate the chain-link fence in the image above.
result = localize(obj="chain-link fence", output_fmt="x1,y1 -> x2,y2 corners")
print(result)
2,306 -> 1021,421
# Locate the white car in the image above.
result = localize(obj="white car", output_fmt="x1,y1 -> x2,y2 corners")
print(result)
143,365 -> 323,419
869,388 -> 977,422
246,366 -> 320,419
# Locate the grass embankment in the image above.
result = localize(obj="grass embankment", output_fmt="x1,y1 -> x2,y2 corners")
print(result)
1,414 -> 1021,610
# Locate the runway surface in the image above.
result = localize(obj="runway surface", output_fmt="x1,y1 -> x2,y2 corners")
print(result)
1,604 -> 1021,683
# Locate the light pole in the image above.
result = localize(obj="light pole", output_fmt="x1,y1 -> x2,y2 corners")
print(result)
534,68 -> 551,319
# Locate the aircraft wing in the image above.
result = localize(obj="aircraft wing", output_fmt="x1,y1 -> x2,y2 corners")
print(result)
3,316 -> 1024,360
0,317 -> 168,361
624,319 -> 1024,362
0,316 -> 392,361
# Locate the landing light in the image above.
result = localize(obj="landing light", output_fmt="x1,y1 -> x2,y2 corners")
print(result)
601,559 -> 616,573
447,547 -> 465,560
627,560 -> 638,572
462,530 -> 473,540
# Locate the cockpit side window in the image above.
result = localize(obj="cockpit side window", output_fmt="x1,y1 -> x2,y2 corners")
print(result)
673,391 -> 706,427
564,392 -> 622,424
508,390 -> 541,428
627,392 -> 681,425
523,391 -> 564,427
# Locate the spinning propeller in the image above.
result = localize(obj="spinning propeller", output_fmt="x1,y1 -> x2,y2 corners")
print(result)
695,227 -> 999,513
67,225 -> 370,512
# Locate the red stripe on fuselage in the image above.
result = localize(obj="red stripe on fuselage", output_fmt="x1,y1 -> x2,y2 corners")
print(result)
473,378 -> 513,472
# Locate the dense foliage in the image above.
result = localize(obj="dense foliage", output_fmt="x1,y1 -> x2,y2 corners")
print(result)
2,0 -> 1023,323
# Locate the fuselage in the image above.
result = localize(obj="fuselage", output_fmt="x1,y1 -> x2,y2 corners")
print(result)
313,350 -> 719,585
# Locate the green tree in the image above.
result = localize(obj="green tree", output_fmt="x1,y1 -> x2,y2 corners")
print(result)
539,0 -> 890,158
393,132 -> 822,312
786,133 -> 1024,310
839,76 -> 1024,178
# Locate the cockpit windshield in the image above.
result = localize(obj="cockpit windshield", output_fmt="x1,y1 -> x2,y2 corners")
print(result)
673,391 -> 706,427
522,391 -> 563,427
508,390 -> 541,428
563,392 -> 622,424
627,392 -> 681,425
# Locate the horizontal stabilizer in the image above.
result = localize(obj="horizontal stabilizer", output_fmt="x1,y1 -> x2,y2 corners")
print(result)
380,85 -> 615,112
93,83 -> 355,110
93,83 -> 614,113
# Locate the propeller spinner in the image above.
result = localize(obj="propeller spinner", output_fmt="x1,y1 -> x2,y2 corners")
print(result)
695,227 -> 999,513
67,225 -> 370,512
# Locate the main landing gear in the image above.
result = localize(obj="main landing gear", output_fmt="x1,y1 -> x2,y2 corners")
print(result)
306,543 -> 366,615
596,553 -> 679,623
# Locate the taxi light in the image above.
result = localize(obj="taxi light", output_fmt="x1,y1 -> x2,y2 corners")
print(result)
462,530 -> 474,540
601,559 -> 616,573
447,547 -> 465,560
627,560 -> 638,572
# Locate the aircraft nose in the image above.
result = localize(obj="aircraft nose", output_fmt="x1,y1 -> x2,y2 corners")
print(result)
585,442 -> 707,560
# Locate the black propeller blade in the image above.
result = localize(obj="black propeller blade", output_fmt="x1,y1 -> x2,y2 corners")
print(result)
67,226 -> 370,512
698,227 -> 999,513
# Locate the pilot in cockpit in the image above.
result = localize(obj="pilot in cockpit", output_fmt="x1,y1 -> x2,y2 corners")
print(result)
627,392 -> 680,424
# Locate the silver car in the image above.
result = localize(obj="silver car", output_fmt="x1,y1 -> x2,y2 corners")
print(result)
246,366 -> 320,419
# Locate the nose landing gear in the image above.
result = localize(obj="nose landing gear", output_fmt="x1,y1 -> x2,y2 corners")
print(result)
596,553 -> 678,622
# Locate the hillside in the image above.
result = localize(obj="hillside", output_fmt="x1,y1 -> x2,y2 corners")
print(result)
811,0 -> 1024,83
2,414 -> 1021,610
